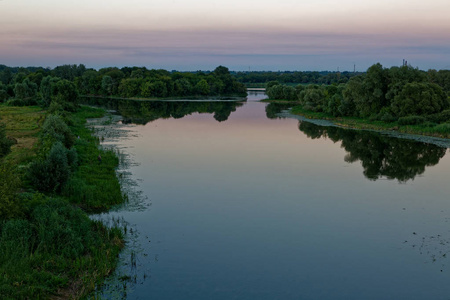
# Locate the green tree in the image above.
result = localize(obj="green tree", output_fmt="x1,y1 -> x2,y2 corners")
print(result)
101,75 -> 114,96
51,79 -> 79,110
13,78 -> 38,100
391,82 -> 449,117
118,78 -> 143,98
39,76 -> 60,107
357,63 -> 389,117
195,79 -> 210,95
28,142 -> 71,193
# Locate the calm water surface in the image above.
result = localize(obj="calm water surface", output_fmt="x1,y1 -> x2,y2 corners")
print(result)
96,91 -> 450,299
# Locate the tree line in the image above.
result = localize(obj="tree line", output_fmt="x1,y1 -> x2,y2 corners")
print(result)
0,64 -> 247,107
235,70 -> 361,86
266,63 -> 450,125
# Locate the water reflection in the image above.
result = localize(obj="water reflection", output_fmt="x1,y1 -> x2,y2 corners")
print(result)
298,121 -> 447,182
265,103 -> 292,119
83,97 -> 244,124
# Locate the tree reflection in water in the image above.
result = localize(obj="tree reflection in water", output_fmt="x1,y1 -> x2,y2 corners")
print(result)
83,97 -> 243,125
298,121 -> 447,182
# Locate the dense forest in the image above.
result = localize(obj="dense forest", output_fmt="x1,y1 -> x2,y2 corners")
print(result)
266,63 -> 450,129
0,64 -> 247,107
235,70 -> 361,86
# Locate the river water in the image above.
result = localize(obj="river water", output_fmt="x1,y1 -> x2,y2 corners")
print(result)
93,91 -> 450,300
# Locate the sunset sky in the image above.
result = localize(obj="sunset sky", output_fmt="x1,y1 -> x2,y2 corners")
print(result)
1,0 -> 449,71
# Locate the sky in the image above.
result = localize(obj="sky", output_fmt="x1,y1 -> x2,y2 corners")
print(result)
1,0 -> 449,71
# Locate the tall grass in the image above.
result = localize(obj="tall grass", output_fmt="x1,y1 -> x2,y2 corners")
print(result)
0,198 -> 124,299
63,106 -> 124,211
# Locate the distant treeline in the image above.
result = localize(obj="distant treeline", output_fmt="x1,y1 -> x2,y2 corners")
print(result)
266,63 -> 450,124
0,64 -> 247,106
235,70 -> 361,86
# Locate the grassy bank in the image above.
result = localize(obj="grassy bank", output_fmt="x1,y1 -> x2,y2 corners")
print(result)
63,106 -> 125,212
265,100 -> 450,139
0,104 -> 125,299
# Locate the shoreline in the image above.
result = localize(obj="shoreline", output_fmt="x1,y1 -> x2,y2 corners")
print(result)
278,110 -> 450,148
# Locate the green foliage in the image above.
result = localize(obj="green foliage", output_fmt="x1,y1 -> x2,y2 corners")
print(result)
28,142 -> 73,193
39,75 -> 60,107
0,123 -> 14,159
0,83 -> 8,103
391,82 -> 448,117
62,106 -> 124,211
398,115 -> 426,125
52,79 -> 79,111
101,75 -> 114,95
195,79 -> 210,95
41,114 -> 75,149
0,198 -> 124,299
266,84 -> 297,100
426,109 -> 450,124
118,78 -> 144,98
0,103 -> 124,299
433,123 -> 450,134
265,81 -> 280,89
141,80 -> 168,98
0,163 -> 22,219
13,78 -> 38,101
298,85 -> 326,111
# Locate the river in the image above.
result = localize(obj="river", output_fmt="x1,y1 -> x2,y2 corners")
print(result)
92,91 -> 450,300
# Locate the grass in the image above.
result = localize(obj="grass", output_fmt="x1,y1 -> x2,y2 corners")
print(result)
0,104 -> 46,164
63,106 -> 124,212
0,104 -> 126,299
0,198 -> 124,300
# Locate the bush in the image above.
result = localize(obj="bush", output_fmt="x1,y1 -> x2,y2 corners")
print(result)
0,123 -> 14,159
380,112 -> 397,123
434,123 -> 450,134
398,115 -> 426,125
6,97 -> 38,106
426,109 -> 450,124
0,163 -> 22,220
41,114 -> 75,149
0,197 -> 124,299
28,142 -> 71,193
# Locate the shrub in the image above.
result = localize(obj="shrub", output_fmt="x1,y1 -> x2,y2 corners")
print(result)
28,142 -> 71,193
41,114 -> 75,149
426,109 -> 450,124
391,82 -> 449,117
380,112 -> 397,123
0,163 -> 22,220
6,97 -> 38,106
434,123 -> 450,134
398,115 -> 426,125
0,123 -> 14,159
0,219 -> 33,256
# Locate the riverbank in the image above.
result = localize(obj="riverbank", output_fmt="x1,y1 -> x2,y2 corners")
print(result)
0,104 -> 126,299
269,102 -> 450,148
263,100 -> 449,136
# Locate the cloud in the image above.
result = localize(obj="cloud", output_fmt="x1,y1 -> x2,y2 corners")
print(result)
0,27 -> 449,70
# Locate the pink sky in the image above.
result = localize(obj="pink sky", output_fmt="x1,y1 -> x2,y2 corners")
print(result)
1,0 -> 449,70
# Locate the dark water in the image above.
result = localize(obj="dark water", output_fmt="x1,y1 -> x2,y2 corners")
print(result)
95,91 -> 450,300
